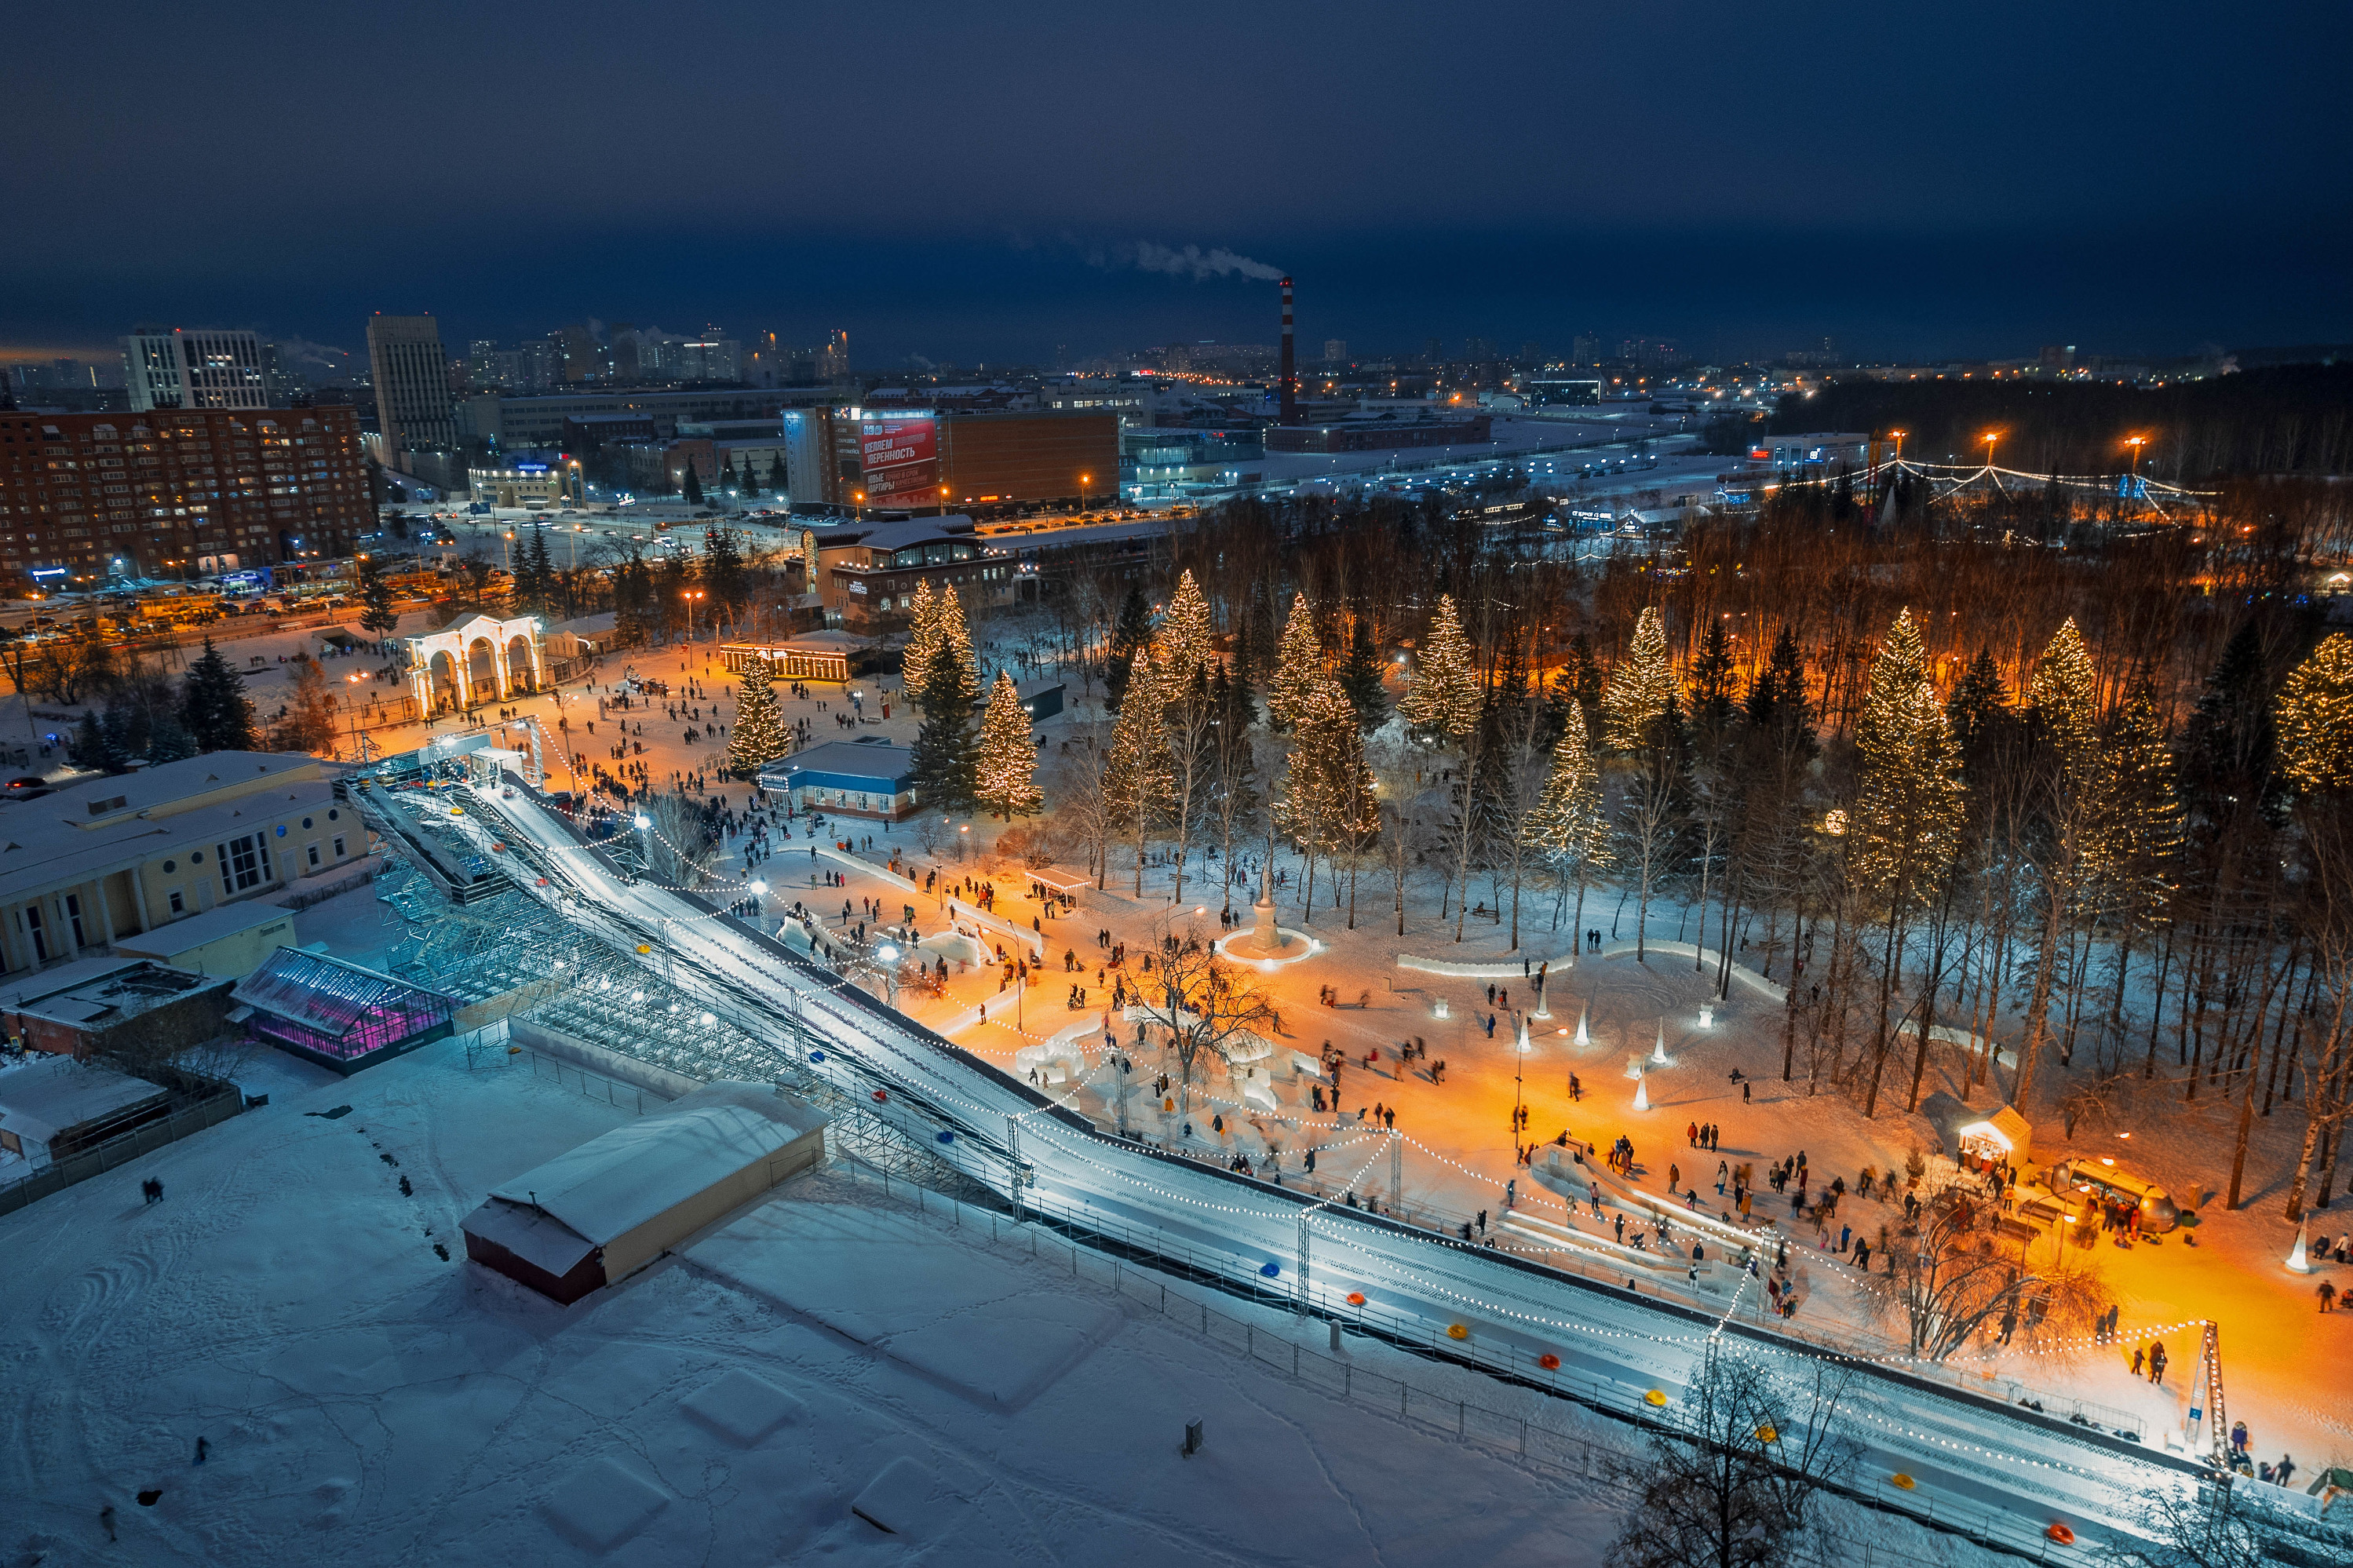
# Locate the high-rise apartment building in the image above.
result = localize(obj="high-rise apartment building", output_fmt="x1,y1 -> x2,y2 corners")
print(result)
0,407 -> 370,582
1322,339 -> 1348,363
121,328 -> 269,413
364,313 -> 457,456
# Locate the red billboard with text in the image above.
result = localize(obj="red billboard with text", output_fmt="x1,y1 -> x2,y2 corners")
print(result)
859,414 -> 939,501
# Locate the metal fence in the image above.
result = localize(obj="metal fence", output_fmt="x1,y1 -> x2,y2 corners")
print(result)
824,1145 -> 2187,1567
462,1035 -> 669,1116
0,1085 -> 244,1217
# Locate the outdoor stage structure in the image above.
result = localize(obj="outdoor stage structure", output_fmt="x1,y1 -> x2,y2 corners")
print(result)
405,613 -> 549,717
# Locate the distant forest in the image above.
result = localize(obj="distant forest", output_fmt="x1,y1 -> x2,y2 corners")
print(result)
1721,363 -> 2353,480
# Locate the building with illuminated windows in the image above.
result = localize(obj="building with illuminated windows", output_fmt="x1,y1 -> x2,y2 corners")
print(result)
120,329 -> 269,414
0,407 -> 370,584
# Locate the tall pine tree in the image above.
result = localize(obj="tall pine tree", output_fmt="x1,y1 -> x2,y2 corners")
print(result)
180,638 -> 257,753
1157,569 -> 1214,688
973,671 -> 1043,819
1105,584 -> 1153,709
899,578 -> 943,701
1102,651 -> 1169,893
1397,593 -> 1479,743
1267,593 -> 1326,731
908,634 -> 978,814
1524,700 -> 1612,943
728,657 -> 792,776
1338,614 -> 1388,733
1600,606 -> 1676,753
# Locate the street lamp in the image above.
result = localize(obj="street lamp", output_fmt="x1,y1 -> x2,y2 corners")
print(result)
854,490 -> 866,522
2125,436 -> 2148,490
683,589 -> 704,640
1981,431 -> 2001,472
1078,472 -> 1091,515
939,483 -> 951,517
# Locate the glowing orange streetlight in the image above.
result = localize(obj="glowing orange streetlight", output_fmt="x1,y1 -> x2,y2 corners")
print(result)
1078,472 -> 1092,514
939,483 -> 951,517
2125,435 -> 2148,485
1981,431 -> 2001,471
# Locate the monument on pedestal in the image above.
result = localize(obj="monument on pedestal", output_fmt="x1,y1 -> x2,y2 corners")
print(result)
1220,861 -> 1314,964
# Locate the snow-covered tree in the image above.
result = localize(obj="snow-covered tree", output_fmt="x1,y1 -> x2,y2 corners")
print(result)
972,671 -> 1042,819
1600,605 -> 1676,753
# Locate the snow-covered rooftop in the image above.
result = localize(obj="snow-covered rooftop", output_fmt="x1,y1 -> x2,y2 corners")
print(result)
489,1080 -> 827,1245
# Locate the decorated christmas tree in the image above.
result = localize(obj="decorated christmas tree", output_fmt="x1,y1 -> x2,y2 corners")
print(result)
1523,700 -> 1613,939
1398,593 -> 1481,744
728,657 -> 792,776
2276,633 -> 2353,793
899,579 -> 942,700
1156,568 -> 1214,687
1266,593 -> 1324,731
1600,604 -> 1676,753
973,672 -> 1043,819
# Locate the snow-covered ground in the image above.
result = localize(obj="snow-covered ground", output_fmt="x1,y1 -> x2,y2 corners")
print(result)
10,1030 -> 1921,1567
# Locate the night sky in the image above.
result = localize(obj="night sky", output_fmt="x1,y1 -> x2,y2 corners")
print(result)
5,1 -> 2347,370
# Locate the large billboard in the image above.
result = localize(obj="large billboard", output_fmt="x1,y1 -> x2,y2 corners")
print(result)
859,414 -> 938,501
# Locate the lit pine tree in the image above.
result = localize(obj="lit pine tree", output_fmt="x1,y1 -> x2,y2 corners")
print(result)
1851,647 -> 1965,1116
1853,608 -> 1929,777
1102,651 -> 1169,894
931,584 -> 978,709
1523,700 -> 1613,944
899,578 -> 942,702
1157,568 -> 1214,687
2276,633 -> 2353,793
1600,605 -> 1677,753
1279,675 -> 1382,925
908,633 -> 978,814
973,671 -> 1042,819
1398,592 -> 1480,743
2015,615 -> 2107,1119
728,656 -> 792,777
1267,593 -> 1325,731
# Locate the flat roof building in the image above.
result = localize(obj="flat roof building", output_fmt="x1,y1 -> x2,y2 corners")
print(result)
757,738 -> 917,819
122,329 -> 269,414
0,407 -> 373,582
0,752 -> 364,982
366,313 -> 457,457
0,1055 -> 172,1165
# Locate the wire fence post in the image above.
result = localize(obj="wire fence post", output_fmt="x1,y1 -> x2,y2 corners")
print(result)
1295,1212 -> 1311,1318
1390,1128 -> 1402,1210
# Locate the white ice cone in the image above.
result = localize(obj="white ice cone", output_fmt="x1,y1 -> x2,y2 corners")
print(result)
1574,1006 -> 1590,1047
2286,1222 -> 2313,1274
1633,1074 -> 1649,1113
1516,1014 -> 1531,1053
1651,1019 -> 1670,1066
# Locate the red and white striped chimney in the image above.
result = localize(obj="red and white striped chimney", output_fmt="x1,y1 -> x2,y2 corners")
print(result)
1279,275 -> 1297,425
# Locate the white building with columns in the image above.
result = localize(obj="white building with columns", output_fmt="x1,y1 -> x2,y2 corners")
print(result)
405,614 -> 548,717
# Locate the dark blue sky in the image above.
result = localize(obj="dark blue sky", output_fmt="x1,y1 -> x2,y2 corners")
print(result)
5,1 -> 2348,369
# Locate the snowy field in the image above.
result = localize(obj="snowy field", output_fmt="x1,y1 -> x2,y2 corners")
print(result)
0,1035 -> 1644,1566
0,1030 -> 2024,1566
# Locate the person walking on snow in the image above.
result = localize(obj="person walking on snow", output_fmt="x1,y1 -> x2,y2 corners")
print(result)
2321,1280 -> 2340,1313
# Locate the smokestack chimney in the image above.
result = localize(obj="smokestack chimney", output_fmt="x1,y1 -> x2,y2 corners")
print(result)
1279,275 -> 1297,426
